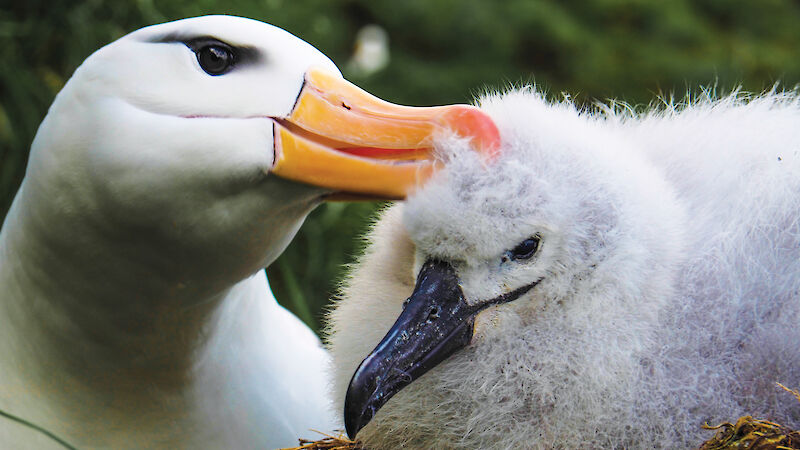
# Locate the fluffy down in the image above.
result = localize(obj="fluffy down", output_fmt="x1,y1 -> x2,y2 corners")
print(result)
327,88 -> 800,449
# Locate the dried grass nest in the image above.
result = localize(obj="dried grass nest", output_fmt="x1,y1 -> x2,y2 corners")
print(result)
280,431 -> 363,450
698,384 -> 800,450
286,385 -> 800,450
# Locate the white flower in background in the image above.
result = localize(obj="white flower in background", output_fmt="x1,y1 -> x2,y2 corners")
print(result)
347,24 -> 390,77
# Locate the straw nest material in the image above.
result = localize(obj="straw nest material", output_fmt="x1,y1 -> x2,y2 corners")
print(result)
699,384 -> 800,450
287,385 -> 800,450
699,416 -> 800,450
280,431 -> 363,450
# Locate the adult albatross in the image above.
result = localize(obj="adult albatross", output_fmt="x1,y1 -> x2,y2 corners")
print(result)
329,89 -> 800,448
0,15 -> 498,449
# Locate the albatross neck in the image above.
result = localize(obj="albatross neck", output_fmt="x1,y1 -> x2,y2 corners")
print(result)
0,176 -> 321,417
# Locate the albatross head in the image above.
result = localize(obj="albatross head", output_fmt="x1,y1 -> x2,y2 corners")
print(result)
18,15 -> 499,288
332,90 -> 687,446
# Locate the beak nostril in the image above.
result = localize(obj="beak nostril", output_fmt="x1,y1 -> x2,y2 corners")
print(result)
427,306 -> 440,322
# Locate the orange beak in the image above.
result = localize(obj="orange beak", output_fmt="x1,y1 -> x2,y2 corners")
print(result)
271,68 -> 500,199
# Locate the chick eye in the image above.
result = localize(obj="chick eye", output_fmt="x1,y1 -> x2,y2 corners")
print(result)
196,44 -> 234,75
504,235 -> 541,262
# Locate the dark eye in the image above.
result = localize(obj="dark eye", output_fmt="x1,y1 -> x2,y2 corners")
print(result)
197,44 -> 234,75
504,235 -> 541,262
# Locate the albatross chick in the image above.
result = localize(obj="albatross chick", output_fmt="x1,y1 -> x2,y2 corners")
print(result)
328,88 -> 800,449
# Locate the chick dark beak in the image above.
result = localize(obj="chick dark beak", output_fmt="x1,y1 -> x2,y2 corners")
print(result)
343,260 -> 475,438
343,260 -> 542,438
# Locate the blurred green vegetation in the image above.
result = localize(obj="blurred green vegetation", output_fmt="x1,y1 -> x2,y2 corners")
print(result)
2,0 -> 800,333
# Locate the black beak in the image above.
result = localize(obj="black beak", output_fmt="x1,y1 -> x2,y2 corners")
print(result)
343,260 -> 475,438
343,259 -> 538,438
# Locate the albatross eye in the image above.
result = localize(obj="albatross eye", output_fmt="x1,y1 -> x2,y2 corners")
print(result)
504,235 -> 541,262
197,44 -> 234,75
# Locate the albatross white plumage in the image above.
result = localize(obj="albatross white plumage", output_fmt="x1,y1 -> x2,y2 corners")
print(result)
0,15 -> 500,449
329,88 -> 800,448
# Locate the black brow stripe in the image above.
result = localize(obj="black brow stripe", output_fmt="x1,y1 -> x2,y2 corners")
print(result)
148,34 -> 262,67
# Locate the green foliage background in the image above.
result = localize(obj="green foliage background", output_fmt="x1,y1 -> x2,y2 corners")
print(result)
2,0 -> 800,333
